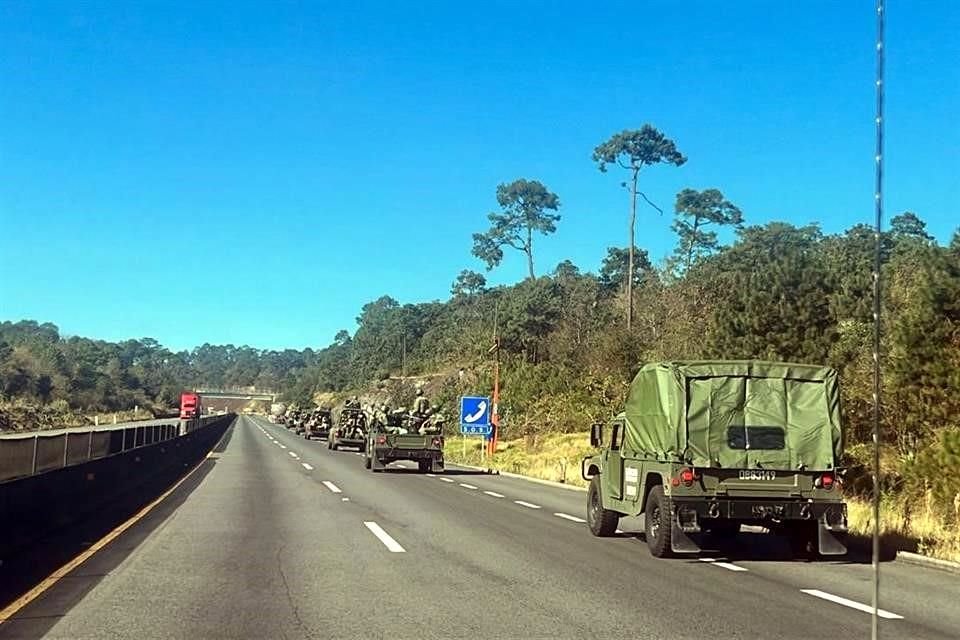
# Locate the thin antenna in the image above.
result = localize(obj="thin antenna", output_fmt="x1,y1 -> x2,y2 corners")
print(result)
871,1 -> 885,638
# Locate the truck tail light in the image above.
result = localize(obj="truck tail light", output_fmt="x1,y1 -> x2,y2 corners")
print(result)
816,473 -> 835,490
376,436 -> 386,445
679,467 -> 696,487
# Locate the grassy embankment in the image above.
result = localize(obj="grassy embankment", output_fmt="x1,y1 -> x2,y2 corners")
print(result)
445,432 -> 960,563
0,399 -> 168,433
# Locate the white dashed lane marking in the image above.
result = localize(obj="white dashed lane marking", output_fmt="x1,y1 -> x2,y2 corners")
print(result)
301,463 -> 314,471
514,500 -> 541,509
459,483 -> 478,490
800,589 -> 903,619
288,451 -> 298,459
322,481 -> 342,494
483,491 -> 505,498
554,512 -> 586,523
440,478 -> 455,483
698,558 -> 748,572
364,522 -> 405,553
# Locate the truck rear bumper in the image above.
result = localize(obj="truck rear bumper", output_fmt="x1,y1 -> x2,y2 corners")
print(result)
374,447 -> 443,462
669,497 -> 848,555
672,497 -> 847,528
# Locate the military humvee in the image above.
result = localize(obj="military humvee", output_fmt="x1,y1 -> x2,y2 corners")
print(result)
365,410 -> 444,473
329,407 -> 366,451
582,361 -> 848,558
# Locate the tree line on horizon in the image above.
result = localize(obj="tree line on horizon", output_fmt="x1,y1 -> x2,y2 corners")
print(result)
0,321 -> 316,417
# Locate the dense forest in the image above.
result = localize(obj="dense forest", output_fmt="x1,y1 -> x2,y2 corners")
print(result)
0,320 -> 315,426
280,201 -> 959,546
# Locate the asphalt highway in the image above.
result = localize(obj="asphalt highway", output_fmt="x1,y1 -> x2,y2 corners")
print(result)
2,415 -> 957,639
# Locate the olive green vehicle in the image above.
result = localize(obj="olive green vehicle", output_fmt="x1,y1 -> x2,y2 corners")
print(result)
365,411 -> 445,473
582,361 -> 848,558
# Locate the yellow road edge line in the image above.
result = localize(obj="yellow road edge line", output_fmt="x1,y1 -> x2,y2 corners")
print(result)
0,426 -> 231,625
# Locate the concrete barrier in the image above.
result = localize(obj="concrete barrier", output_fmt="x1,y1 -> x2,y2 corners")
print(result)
0,415 -> 227,483
0,414 -> 235,560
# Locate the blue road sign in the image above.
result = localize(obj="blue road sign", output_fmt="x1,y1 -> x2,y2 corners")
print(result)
459,396 -> 492,436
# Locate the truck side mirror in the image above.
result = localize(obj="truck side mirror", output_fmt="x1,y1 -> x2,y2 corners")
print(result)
590,423 -> 604,448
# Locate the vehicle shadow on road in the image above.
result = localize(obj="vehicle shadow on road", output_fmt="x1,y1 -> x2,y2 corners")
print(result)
0,452 -> 224,637
436,469 -> 493,476
696,531 -> 897,564
610,527 -> 896,564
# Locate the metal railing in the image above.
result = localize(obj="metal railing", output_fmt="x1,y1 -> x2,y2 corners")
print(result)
0,416 -> 226,484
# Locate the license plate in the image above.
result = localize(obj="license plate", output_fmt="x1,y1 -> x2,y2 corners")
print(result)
738,470 -> 777,481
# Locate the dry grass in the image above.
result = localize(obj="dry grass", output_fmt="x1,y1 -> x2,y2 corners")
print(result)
847,493 -> 960,563
445,431 -> 594,488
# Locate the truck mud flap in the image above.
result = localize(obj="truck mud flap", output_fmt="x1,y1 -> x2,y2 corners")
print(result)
817,518 -> 848,555
430,457 -> 445,473
671,516 -> 701,553
371,455 -> 387,471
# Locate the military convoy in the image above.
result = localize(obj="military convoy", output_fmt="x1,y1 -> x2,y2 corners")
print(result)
582,361 -> 848,558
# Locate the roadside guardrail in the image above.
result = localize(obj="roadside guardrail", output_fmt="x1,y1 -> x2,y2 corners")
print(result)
0,415 -> 225,484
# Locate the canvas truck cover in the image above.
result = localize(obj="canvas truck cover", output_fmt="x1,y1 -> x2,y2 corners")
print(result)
622,361 -> 842,470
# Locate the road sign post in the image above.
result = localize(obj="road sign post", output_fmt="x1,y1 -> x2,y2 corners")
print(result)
459,396 -> 492,437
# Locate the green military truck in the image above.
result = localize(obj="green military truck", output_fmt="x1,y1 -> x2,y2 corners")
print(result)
328,407 -> 366,451
582,361 -> 848,558
365,411 -> 445,473
304,408 -> 333,440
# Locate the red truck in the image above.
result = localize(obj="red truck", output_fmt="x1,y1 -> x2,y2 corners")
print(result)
180,392 -> 202,419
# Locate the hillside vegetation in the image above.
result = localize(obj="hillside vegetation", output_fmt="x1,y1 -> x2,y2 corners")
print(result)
0,321 -> 314,430
283,208 -> 959,559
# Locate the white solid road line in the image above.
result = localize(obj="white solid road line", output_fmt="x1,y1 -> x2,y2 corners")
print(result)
322,480 -> 343,494
800,589 -> 904,619
440,477 -> 455,483
697,558 -> 748,572
515,500 -> 542,509
459,483 -> 478,490
483,491 -> 505,498
554,512 -> 587,523
364,521 -> 406,553
301,463 -> 314,471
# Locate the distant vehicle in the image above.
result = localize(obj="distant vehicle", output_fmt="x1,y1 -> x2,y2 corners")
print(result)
329,407 -> 366,451
365,410 -> 444,473
180,392 -> 202,419
582,361 -> 848,558
304,409 -> 333,440
270,402 -> 286,418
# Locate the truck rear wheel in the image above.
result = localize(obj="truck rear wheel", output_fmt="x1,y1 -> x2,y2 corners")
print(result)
587,476 -> 619,537
364,454 -> 372,469
418,460 -> 430,473
644,485 -> 673,557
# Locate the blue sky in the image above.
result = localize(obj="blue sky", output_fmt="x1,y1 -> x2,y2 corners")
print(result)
1,1 -> 957,352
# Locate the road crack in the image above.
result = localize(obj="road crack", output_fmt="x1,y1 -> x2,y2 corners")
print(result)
276,544 -> 314,639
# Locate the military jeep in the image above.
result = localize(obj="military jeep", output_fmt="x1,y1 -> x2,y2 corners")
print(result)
582,361 -> 848,558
